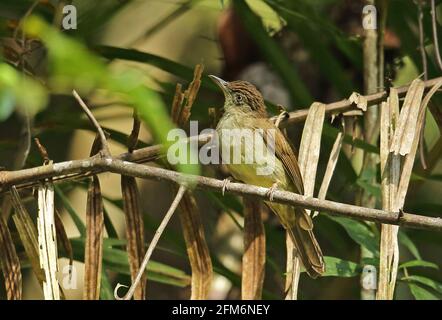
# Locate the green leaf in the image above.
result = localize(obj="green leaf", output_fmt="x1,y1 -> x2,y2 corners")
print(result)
328,216 -> 379,257
356,180 -> 381,200
24,17 -> 199,177
322,256 -> 360,277
266,1 -> 353,97
0,63 -> 48,119
103,206 -> 119,239
399,260 -> 439,270
398,230 -> 421,259
0,89 -> 15,121
99,270 -> 115,300
233,0 -> 312,106
323,124 -> 379,154
264,0 -> 362,69
70,237 -> 191,287
408,283 -> 440,300
403,275 -> 442,294
96,46 -> 216,91
54,186 -> 86,237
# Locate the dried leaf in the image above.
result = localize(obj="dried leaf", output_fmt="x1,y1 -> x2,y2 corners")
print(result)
121,175 -> 146,300
171,64 -> 204,126
377,92 -> 400,300
286,102 -> 325,299
0,216 -> 22,300
176,189 -> 213,299
127,112 -> 141,153
171,83 -> 184,124
313,120 -> 345,217
241,198 -> 265,300
298,102 -> 326,197
83,175 -> 104,300
395,80 -> 442,208
54,209 -> 73,271
37,182 -> 60,300
349,92 -> 368,111
168,64 -> 211,299
390,79 -> 425,156
180,64 -> 203,125
10,186 -> 45,285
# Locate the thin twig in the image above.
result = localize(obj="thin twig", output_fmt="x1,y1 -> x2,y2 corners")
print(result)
418,0 -> 429,80
431,0 -> 442,71
13,0 -> 40,40
72,90 -> 110,157
34,138 -> 50,165
114,185 -> 187,300
418,0 -> 429,169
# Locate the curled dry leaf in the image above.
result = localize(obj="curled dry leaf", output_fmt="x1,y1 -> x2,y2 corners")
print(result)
37,182 -> 60,300
54,209 -> 73,272
390,79 -> 425,156
395,80 -> 442,208
348,92 -> 368,111
0,215 -> 22,300
176,188 -> 213,300
298,102 -> 326,197
241,198 -> 265,300
169,64 -> 212,299
172,64 -> 204,127
10,186 -> 45,285
84,175 -> 104,300
121,175 -> 146,300
313,119 -> 345,218
286,102 -> 325,300
377,91 -> 400,300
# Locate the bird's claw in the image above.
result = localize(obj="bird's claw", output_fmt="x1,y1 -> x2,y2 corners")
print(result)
222,177 -> 231,196
266,182 -> 278,201
275,108 -> 289,128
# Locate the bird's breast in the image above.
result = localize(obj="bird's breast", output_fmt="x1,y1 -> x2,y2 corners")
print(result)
216,113 -> 289,189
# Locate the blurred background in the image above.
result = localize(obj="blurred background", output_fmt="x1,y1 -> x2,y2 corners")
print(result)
0,0 -> 441,300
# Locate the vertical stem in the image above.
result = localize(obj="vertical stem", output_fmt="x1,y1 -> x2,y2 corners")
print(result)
360,0 -> 387,300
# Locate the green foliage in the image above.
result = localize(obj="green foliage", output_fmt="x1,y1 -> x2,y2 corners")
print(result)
234,0 -> 312,106
0,63 -> 47,120
24,16 -> 199,177
1,0 -> 441,300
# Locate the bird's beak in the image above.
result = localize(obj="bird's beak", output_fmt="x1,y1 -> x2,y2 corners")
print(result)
209,75 -> 229,95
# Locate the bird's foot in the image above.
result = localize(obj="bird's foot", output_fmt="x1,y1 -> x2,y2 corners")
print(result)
222,177 -> 231,196
266,182 -> 279,201
275,106 -> 289,128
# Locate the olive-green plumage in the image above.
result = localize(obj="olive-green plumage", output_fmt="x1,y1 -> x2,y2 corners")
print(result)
210,75 -> 325,278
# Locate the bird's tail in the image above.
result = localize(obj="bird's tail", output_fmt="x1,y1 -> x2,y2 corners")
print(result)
286,207 -> 325,278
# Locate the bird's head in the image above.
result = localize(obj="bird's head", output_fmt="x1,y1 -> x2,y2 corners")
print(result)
209,75 -> 267,117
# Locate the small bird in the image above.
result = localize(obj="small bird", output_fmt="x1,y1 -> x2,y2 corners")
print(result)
210,75 -> 325,278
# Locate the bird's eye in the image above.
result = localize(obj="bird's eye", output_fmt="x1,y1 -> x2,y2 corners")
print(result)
233,93 -> 244,105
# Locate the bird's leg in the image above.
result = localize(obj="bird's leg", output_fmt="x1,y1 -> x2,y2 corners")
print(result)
221,177 -> 232,196
266,182 -> 279,201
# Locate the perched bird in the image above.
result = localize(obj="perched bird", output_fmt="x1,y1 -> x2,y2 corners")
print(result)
210,75 -> 325,278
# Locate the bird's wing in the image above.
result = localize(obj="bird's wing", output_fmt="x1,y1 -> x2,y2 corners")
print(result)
250,117 -> 313,230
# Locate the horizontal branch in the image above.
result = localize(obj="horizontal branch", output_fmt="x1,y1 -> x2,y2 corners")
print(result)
3,77 -> 441,190
1,156 -> 441,232
278,76 -> 442,125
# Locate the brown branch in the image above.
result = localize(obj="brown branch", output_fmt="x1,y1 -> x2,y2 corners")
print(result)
1,157 -> 440,231
72,90 -> 110,157
2,77 -> 442,192
274,76 -> 442,126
